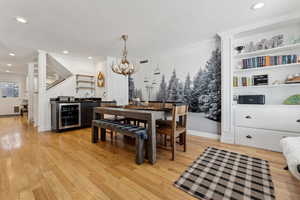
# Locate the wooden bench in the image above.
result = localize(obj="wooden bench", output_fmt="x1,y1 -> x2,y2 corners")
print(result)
91,119 -> 148,164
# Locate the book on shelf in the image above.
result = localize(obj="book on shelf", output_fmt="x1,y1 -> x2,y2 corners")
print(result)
233,74 -> 268,87
233,76 -> 254,87
241,55 -> 299,69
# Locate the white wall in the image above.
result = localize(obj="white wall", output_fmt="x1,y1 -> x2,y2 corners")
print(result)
37,52 -> 128,132
38,52 -> 97,131
105,57 -> 128,105
0,73 -> 27,115
46,52 -> 97,98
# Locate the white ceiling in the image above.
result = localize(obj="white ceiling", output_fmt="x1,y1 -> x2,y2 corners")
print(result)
0,0 -> 300,74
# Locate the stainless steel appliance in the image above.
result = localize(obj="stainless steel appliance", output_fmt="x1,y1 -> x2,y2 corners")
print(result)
50,97 -> 101,131
58,103 -> 81,130
238,95 -> 265,104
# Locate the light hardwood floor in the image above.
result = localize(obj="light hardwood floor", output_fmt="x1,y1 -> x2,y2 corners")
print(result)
0,116 -> 299,200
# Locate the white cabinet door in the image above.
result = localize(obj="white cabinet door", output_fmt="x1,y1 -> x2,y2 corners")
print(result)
235,107 -> 300,133
236,127 -> 299,152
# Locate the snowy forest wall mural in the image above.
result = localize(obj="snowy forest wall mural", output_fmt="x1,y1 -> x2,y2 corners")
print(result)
129,38 -> 221,135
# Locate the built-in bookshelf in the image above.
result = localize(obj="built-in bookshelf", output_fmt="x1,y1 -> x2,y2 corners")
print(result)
231,20 -> 300,105
219,14 -> 300,149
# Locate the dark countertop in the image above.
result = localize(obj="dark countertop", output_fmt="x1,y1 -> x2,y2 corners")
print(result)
50,98 -> 102,103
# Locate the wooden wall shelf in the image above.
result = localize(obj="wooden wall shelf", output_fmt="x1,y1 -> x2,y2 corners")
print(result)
76,74 -> 95,93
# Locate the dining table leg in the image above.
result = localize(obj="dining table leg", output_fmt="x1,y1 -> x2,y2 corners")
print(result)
147,116 -> 156,164
92,126 -> 99,143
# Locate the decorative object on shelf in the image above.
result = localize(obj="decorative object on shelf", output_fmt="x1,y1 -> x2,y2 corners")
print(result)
245,41 -> 255,52
111,34 -> 137,76
296,36 -> 300,44
233,95 -> 238,101
286,35 -> 295,45
271,34 -> 284,48
97,72 -> 105,87
262,39 -> 269,49
253,74 -> 268,86
234,46 -> 244,54
255,39 -> 267,50
264,39 -> 273,50
286,73 -> 300,84
283,94 -> 300,105
233,75 -> 269,87
272,80 -> 282,85
233,75 -> 253,87
243,34 -> 285,53
286,35 -> 300,45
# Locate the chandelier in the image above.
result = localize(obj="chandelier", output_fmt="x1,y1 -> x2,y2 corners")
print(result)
111,35 -> 137,76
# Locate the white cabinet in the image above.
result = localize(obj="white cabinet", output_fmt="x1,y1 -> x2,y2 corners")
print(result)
235,107 -> 300,133
236,127 -> 299,152
234,106 -> 300,152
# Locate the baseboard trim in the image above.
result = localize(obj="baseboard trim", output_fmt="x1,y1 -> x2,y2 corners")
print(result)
220,131 -> 235,144
0,114 -> 20,118
187,130 -> 220,140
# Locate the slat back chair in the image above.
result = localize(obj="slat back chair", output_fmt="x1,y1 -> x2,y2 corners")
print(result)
157,104 -> 188,160
148,102 -> 164,109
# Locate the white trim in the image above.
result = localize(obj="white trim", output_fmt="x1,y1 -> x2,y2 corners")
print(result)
37,50 -> 47,132
218,12 -> 300,37
187,129 -> 220,140
220,131 -> 235,144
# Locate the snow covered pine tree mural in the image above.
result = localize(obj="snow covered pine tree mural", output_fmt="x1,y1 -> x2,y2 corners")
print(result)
156,48 -> 221,122
129,38 -> 221,134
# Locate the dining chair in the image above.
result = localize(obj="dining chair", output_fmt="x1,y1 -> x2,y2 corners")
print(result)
156,103 -> 188,160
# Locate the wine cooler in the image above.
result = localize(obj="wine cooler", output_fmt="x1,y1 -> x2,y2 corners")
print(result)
58,103 -> 81,130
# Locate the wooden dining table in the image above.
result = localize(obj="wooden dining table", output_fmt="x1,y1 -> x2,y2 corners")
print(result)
93,106 -> 167,164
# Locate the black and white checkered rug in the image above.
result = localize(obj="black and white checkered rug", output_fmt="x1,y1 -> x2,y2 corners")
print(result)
174,147 -> 275,200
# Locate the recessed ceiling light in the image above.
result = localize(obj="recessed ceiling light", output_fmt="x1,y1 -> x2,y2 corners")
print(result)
251,2 -> 265,10
7,64 -> 12,67
5,70 -> 10,73
15,16 -> 28,24
88,56 -> 93,60
62,50 -> 69,54
9,52 -> 15,56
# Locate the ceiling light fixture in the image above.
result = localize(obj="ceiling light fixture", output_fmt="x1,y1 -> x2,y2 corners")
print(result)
15,16 -> 28,24
111,35 -> 137,76
9,52 -> 15,56
6,70 -> 10,73
88,56 -> 93,60
251,2 -> 265,10
62,50 -> 69,54
7,64 -> 12,67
